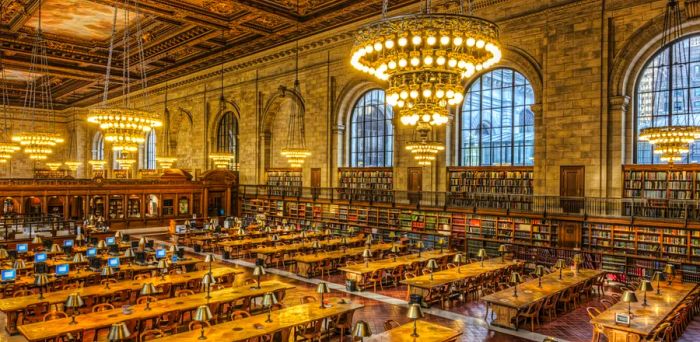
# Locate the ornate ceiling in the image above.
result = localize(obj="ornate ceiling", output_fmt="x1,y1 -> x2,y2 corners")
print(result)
0,0 -> 418,109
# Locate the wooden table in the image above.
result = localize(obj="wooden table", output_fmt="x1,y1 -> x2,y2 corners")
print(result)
250,236 -> 365,260
216,232 -> 332,256
155,299 -> 364,342
401,257 -> 520,298
591,281 -> 698,342
366,320 -> 462,342
18,280 -> 295,341
293,243 -> 394,278
482,269 -> 605,330
339,250 -> 454,291
1,267 -> 240,334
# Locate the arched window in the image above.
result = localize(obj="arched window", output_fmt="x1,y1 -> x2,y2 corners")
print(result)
215,111 -> 239,166
143,130 -> 156,169
349,89 -> 394,167
91,132 -> 104,161
460,68 -> 535,166
635,35 -> 700,164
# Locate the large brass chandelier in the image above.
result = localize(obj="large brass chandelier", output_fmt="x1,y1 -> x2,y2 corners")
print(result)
351,0 -> 501,126
12,4 -> 63,160
639,0 -> 700,163
405,122 -> 444,165
88,0 -> 161,153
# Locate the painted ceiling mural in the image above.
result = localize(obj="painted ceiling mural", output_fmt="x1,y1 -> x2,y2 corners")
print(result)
0,0 -> 420,109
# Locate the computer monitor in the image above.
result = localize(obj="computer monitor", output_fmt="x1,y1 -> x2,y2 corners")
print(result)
176,247 -> 185,259
55,264 -> 69,276
155,249 -> 166,259
63,239 -> 74,247
131,241 -> 139,249
108,257 -> 120,268
89,237 -> 98,245
135,251 -> 146,264
86,248 -> 97,258
105,237 -> 115,246
122,234 -> 130,241
171,255 -> 178,263
145,240 -> 154,249
62,246 -> 73,255
34,263 -> 48,274
89,258 -> 102,270
34,253 -> 47,263
109,244 -> 119,254
1,269 -> 16,282
16,244 -> 28,254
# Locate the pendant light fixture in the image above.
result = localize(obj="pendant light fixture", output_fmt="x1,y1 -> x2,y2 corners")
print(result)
0,51 -> 20,164
638,0 -> 700,163
208,30 -> 235,170
281,0 -> 310,168
11,3 -> 64,160
156,83 -> 176,169
351,0 -> 501,126
405,122 -> 444,165
88,0 -> 162,153
64,110 -> 82,172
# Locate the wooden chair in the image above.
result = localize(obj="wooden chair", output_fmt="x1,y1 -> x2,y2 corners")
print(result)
329,311 -> 354,342
301,295 -> 317,304
13,289 -> 33,297
156,310 -> 181,335
587,307 -> 603,342
137,296 -> 158,305
43,311 -> 68,321
18,301 -> 49,325
176,289 -> 195,297
513,300 -> 543,331
134,273 -> 151,281
139,329 -> 164,342
92,303 -> 115,312
646,322 -> 671,342
294,318 -> 323,342
366,269 -> 384,292
599,298 -> 615,309
383,319 -> 401,331
230,310 -> 251,320
541,293 -> 560,322
557,287 -> 575,313
61,283 -> 80,291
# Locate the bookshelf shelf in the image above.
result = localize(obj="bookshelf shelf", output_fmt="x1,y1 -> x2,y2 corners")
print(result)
447,166 -> 533,209
266,168 -> 302,197
337,167 -> 393,202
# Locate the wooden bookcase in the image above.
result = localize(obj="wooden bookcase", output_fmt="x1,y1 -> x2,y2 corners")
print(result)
337,167 -> 393,202
622,165 -> 700,217
447,166 -> 533,210
265,168 -> 302,197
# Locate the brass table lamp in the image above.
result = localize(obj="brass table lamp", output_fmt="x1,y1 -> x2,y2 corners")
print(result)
407,303 -> 424,337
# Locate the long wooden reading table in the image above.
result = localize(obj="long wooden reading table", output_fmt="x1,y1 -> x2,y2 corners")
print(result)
590,281 -> 698,342
249,236 -> 365,260
366,320 -> 462,342
293,243 -> 395,278
17,280 -> 295,341
155,299 -> 364,342
482,268 -> 604,330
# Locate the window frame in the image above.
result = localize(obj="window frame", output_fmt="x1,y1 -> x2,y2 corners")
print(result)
214,111 -> 239,169
348,89 -> 394,168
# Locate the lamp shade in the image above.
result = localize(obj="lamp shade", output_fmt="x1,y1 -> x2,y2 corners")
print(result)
194,305 -> 213,322
169,245 -> 177,254
640,280 -> 654,292
389,232 -> 396,238
534,265 -> 545,277
664,264 -> 674,274
50,244 -> 62,253
554,259 -> 567,269
498,244 -> 508,253
352,320 -> 372,338
107,322 -> 130,341
652,271 -> 662,282
365,235 -> 373,245
13,259 -> 26,269
426,259 -> 438,270
391,245 -> 401,254
573,254 -> 583,264
453,254 -> 466,264
237,228 -> 246,235
324,229 -> 332,235
140,283 -> 157,296
101,266 -> 115,276
114,231 -> 123,239
73,253 -> 87,263
65,293 -> 84,308
75,233 -> 84,242
316,282 -> 331,294
477,249 -> 487,258
622,290 -> 638,303
362,249 -> 373,259
0,249 -> 8,259
253,265 -> 266,277
157,259 -> 170,270
138,237 -> 146,246
437,238 -> 446,246
97,240 -> 107,249
124,248 -> 135,258
204,254 -> 215,263
201,273 -> 216,286
407,303 -> 424,319
34,273 -> 49,286
340,237 -> 348,244
415,241 -> 425,249
262,292 -> 278,307
32,236 -> 42,244
510,272 -> 523,284
311,241 -> 321,249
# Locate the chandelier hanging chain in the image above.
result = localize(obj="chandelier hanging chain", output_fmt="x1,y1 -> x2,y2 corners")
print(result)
101,4 -> 119,105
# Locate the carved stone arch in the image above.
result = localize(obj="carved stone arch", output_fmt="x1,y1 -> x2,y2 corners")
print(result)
333,78 -> 387,167
260,85 -> 305,133
169,107 -> 194,151
208,97 -> 242,140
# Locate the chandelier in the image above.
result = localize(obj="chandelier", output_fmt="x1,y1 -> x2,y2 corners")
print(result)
116,157 -> 136,169
0,49 -> 20,163
156,84 -> 177,169
45,162 -> 62,171
208,32 -> 235,170
209,153 -> 234,169
639,0 -> 700,163
351,0 -> 501,126
12,4 -> 63,160
89,0 -> 161,153
281,9 -> 310,167
405,122 -> 444,165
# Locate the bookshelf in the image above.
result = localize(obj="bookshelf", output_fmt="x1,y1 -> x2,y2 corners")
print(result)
447,166 -> 533,209
108,196 -> 124,219
337,167 -> 393,202
266,168 -> 302,197
127,196 -> 141,218
622,165 -> 700,217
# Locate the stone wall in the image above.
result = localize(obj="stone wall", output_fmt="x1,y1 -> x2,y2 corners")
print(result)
2,0 -> 684,198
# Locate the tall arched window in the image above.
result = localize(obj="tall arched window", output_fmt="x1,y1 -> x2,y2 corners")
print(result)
460,68 -> 535,166
349,89 -> 394,167
91,132 -> 104,160
142,130 -> 156,169
215,111 -> 239,166
635,35 -> 700,164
